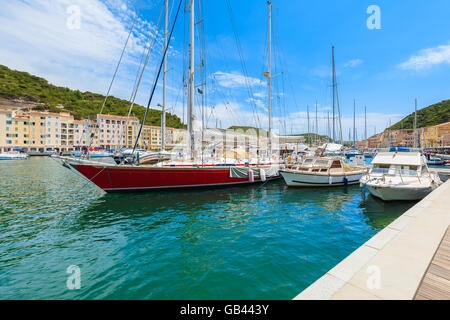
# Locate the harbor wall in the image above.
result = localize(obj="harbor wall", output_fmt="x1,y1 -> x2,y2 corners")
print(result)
294,179 -> 450,300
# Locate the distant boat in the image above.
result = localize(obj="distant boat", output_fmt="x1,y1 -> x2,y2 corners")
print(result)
0,151 -> 28,160
434,153 -> 450,161
280,156 -> 368,187
344,148 -> 363,159
360,147 -> 442,201
88,151 -> 113,158
363,149 -> 377,158
74,148 -> 112,158
427,157 -> 445,166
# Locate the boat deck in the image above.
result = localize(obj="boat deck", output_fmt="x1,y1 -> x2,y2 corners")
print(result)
414,226 -> 450,300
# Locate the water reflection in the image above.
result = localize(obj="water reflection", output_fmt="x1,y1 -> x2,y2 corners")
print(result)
0,157 -> 416,299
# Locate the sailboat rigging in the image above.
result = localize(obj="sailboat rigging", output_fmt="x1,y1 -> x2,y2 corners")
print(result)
62,0 -> 282,192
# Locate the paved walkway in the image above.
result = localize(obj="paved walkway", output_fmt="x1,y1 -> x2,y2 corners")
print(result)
295,180 -> 450,300
414,226 -> 450,300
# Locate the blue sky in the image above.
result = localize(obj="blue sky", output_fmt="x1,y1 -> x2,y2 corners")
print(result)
0,0 -> 449,139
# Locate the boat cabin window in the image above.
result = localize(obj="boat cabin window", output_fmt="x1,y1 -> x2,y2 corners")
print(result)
371,164 -> 390,174
330,160 -> 341,169
400,165 -> 419,176
303,158 -> 314,165
314,159 -> 329,167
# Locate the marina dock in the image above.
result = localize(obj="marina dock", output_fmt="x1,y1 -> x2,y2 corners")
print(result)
414,226 -> 450,299
295,179 -> 450,300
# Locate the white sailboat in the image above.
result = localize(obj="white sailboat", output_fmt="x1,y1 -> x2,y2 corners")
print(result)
360,148 -> 442,201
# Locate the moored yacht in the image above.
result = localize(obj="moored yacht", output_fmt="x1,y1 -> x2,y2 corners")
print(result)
360,147 -> 442,201
0,151 -> 28,160
280,156 -> 368,187
62,1 -> 283,192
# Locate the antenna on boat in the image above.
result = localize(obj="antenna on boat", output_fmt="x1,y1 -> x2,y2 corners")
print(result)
315,100 -> 318,146
414,98 -> 418,149
307,105 -> 310,147
365,105 -> 367,148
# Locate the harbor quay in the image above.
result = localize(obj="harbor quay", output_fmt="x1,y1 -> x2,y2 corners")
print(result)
295,178 -> 450,300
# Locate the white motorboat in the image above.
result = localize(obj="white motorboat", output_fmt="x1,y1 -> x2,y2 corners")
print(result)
280,156 -> 368,187
360,148 -> 442,201
0,151 -> 29,160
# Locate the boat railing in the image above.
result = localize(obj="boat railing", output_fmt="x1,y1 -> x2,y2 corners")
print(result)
398,169 -> 405,184
416,171 -> 422,184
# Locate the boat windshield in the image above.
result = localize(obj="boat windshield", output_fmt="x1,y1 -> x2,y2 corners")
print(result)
313,159 -> 330,167
371,164 -> 419,176
302,158 -> 314,165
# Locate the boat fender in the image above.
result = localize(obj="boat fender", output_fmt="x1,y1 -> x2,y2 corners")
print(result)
329,176 -> 332,185
260,169 -> 266,182
343,177 -> 348,186
248,169 -> 254,183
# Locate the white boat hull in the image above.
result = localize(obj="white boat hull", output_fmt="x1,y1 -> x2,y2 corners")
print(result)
0,153 -> 28,160
366,184 -> 435,201
280,170 -> 364,187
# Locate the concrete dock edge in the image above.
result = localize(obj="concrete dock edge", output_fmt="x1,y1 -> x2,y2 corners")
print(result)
294,180 -> 450,300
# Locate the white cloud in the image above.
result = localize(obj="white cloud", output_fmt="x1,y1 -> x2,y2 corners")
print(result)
344,59 -> 363,68
399,43 -> 450,71
246,98 -> 266,111
253,91 -> 266,98
0,0 -> 164,100
211,71 -> 263,89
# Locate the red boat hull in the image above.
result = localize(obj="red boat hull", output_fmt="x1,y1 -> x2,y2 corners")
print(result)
72,164 -> 279,192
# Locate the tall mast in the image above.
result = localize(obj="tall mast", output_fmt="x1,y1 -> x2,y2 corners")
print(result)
267,1 -> 272,155
161,0 -> 168,150
332,45 -> 335,142
327,111 -> 330,139
307,105 -> 310,147
187,0 -> 195,159
353,99 -> 356,147
414,98 -> 418,149
315,100 -> 318,146
364,105 -> 367,147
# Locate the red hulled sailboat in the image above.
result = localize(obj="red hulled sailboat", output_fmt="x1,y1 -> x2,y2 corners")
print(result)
65,0 -> 281,192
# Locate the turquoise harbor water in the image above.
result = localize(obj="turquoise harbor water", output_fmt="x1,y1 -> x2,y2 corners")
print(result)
0,157 -> 416,300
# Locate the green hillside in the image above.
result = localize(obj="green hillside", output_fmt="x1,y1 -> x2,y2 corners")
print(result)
294,133 -> 331,145
0,64 -> 185,128
388,99 -> 450,131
